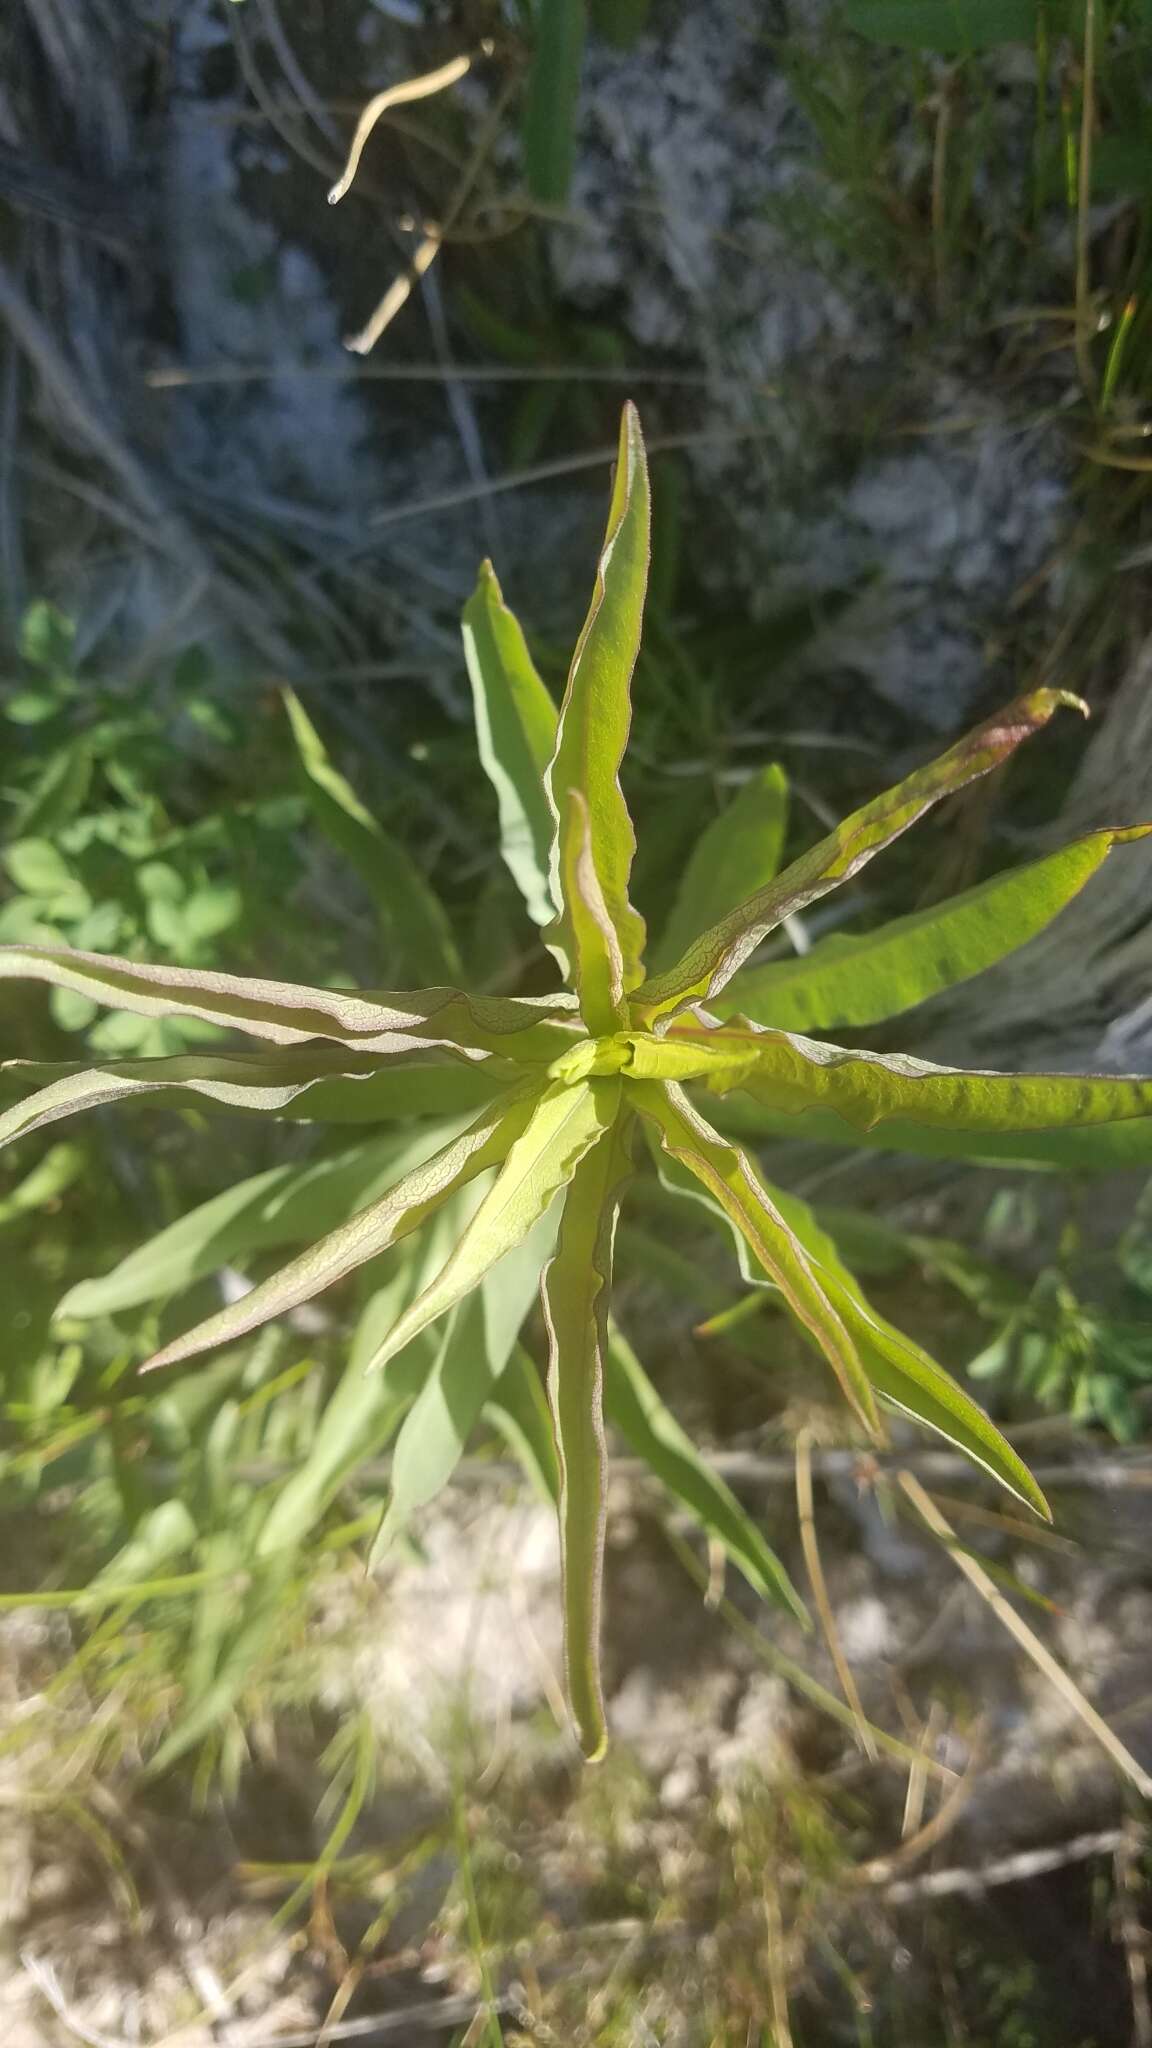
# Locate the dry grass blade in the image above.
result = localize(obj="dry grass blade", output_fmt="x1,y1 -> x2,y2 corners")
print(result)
857,1731 -> 981,1885
898,1471 -> 1152,1801
1075,0 -> 1099,399
880,1826 -> 1131,1906
1115,1825 -> 1152,2048
328,50 -> 484,206
900,1698 -> 943,1845
795,1430 -> 877,1761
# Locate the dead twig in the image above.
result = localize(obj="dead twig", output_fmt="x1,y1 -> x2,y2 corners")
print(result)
795,1429 -> 877,1761
880,1826 -> 1131,1905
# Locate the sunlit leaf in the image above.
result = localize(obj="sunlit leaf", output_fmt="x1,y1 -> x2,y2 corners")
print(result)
604,1325 -> 806,1621
140,1085 -> 544,1373
542,1116 -> 633,1759
719,827 -> 1151,1033
560,789 -> 628,1035
709,1089 -> 1152,1171
652,765 -> 789,974
631,1078 -> 879,1431
462,559 -> 559,931
284,687 -> 460,983
634,689 -> 1087,1023
546,403 -> 649,998
366,1076 -> 621,1374
0,945 -> 577,1061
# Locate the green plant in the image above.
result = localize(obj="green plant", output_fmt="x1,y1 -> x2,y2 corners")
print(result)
5,405 -> 1152,1759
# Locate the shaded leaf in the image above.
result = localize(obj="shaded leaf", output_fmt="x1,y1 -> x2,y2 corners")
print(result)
523,0 -> 586,205
846,0 -> 1046,51
634,689 -> 1086,1023
366,1077 -> 622,1374
631,1079 -> 879,1431
462,560 -> 558,930
546,403 -> 649,997
0,945 -> 577,1061
484,1346 -> 561,1504
141,1086 -> 544,1373
719,827 -> 1151,1033
653,765 -> 789,974
284,688 -> 460,983
604,1325 -> 806,1621
542,1116 -> 633,1759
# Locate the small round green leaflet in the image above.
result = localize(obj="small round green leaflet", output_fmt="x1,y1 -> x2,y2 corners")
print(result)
5,403 -> 1152,1761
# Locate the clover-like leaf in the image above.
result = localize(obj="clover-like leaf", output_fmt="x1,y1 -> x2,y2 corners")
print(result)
546,401 -> 649,999
632,1078 -> 879,1432
462,559 -> 559,932
543,1116 -> 633,1759
634,689 -> 1087,1024
284,687 -> 461,982
718,826 -> 1151,1034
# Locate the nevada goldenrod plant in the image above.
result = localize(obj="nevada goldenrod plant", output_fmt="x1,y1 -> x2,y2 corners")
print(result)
5,406 -> 1152,1757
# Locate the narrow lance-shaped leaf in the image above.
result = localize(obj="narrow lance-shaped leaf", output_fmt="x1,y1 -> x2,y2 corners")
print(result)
604,1324 -> 807,1623
140,1084 -> 544,1373
545,402 -> 649,997
365,1077 -> 623,1375
631,1079 -> 879,1433
718,826 -> 1152,1034
683,1020 -> 1152,1139
59,1122 -> 468,1322
561,789 -> 628,1035
462,559 -> 559,931
709,1089 -> 1152,1173
1,1049 -> 511,1149
0,944 -> 577,1061
543,1114 -> 633,1760
652,764 -> 789,974
757,1180 -> 1050,1521
633,689 -> 1087,1024
371,1206 -> 557,1561
284,688 -> 461,983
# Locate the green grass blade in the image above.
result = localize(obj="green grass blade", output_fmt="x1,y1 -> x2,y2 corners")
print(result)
140,1087 -> 543,1373
652,765 -> 789,974
632,1079 -> 879,1432
365,1077 -> 621,1374
370,1210 -> 556,1559
718,826 -> 1151,1033
462,559 -> 559,931
545,403 -> 649,1001
759,1180 -> 1050,1520
523,0 -> 586,205
604,1324 -> 807,1623
633,689 -> 1086,1023
284,687 -> 460,983
0,945 -> 577,1060
542,1117 -> 633,1759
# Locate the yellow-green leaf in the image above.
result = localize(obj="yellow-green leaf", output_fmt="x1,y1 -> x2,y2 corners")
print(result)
561,789 -> 627,1034
718,826 -> 1151,1033
634,689 -> 1086,1024
462,559 -> 559,931
543,1118 -> 634,1759
708,1090 -> 1152,1172
546,403 -> 649,999
365,1077 -> 622,1375
631,1079 -> 879,1432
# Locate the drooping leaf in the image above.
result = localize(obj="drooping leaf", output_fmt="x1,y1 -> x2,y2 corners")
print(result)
604,1325 -> 807,1622
140,1086 -> 544,1373
542,1116 -> 632,1759
652,765 -> 790,974
689,1020 -> 1152,1139
523,0 -> 587,205
58,1123 -> 466,1321
461,559 -> 559,931
633,690 -> 1087,1024
631,1079 -> 879,1431
484,1345 -> 561,1503
0,945 -> 577,1061
718,827 -> 1151,1034
545,403 -> 649,998
283,688 -> 461,984
0,1048 -> 510,1148
366,1077 -> 623,1375
759,1182 -> 1050,1520
371,1208 -> 557,1558
709,1090 -> 1152,1172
